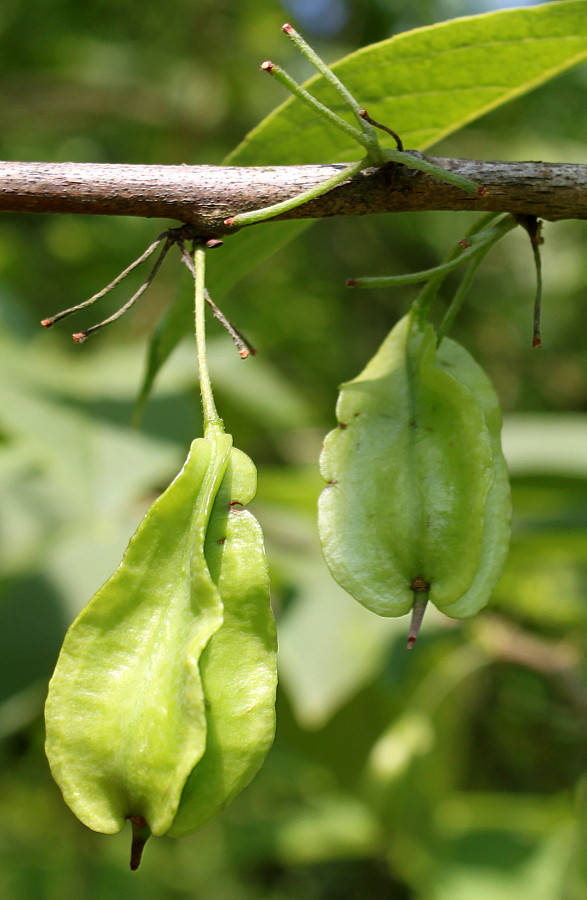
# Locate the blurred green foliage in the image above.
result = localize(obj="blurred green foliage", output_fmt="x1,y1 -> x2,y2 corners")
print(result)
0,1 -> 586,898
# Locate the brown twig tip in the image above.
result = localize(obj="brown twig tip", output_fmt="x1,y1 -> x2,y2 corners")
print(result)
40,318 -> 54,328
261,60 -> 274,73
533,334 -> 542,348
72,332 -> 87,344
345,278 -> 357,287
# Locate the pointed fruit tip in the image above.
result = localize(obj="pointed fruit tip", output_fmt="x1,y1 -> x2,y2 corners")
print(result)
407,583 -> 429,650
129,817 -> 151,871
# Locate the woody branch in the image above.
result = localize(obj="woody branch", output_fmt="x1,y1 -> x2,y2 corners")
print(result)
0,157 -> 585,237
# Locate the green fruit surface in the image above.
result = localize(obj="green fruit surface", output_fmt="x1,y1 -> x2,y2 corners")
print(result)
168,447 -> 277,837
45,433 -> 277,841
318,314 -> 510,619
45,436 -> 230,836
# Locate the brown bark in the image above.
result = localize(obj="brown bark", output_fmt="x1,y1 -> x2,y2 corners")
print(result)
0,156 -> 585,237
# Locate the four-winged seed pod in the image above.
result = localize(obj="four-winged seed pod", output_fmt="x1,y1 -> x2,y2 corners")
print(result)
318,310 -> 511,644
45,432 -> 277,868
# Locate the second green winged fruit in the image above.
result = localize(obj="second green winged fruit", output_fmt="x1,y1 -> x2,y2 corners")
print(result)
318,312 -> 511,634
169,444 -> 277,837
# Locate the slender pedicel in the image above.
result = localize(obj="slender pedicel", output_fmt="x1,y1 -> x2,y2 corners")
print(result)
41,233 -> 168,328
381,147 -> 481,194
225,157 -> 366,228
261,61 -> 369,151
359,109 -> 403,151
192,245 -> 224,435
347,221 -> 513,289
179,245 -> 256,358
281,23 -> 384,163
71,238 -> 173,342
437,219 -> 515,343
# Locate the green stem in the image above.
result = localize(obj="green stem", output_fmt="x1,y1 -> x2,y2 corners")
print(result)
530,238 -> 543,348
349,222 -> 509,289
381,147 -> 480,194
436,219 -> 515,342
193,245 -> 224,436
226,157 -> 366,228
263,62 -> 370,152
410,214 -> 513,329
436,256 -> 489,346
282,23 -> 384,163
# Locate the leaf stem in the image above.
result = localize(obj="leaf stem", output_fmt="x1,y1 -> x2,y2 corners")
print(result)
193,245 -> 224,436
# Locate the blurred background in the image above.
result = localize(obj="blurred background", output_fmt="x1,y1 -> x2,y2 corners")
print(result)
0,0 -> 586,897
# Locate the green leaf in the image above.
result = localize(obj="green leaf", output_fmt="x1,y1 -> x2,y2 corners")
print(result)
139,1 -> 587,403
232,1 -> 587,165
